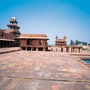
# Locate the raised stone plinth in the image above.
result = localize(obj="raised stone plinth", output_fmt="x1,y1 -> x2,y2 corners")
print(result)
0,51 -> 90,90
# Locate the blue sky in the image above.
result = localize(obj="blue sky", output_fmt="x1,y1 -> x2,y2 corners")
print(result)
0,0 -> 90,45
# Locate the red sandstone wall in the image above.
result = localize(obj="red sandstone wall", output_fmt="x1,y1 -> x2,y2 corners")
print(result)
20,39 -> 47,47
20,39 -> 27,47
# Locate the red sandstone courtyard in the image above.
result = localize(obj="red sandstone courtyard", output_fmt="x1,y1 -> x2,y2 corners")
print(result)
0,50 -> 90,90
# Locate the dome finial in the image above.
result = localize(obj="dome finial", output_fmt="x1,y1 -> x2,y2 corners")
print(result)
64,35 -> 67,40
11,17 -> 16,20
56,35 -> 58,39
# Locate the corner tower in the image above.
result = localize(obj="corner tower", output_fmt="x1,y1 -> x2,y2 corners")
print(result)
7,17 -> 20,37
55,35 -> 67,46
7,17 -> 20,30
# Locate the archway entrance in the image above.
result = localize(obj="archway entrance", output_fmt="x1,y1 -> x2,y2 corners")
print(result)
71,48 -> 74,52
38,48 -> 43,51
27,47 -> 31,51
66,47 -> 69,52
22,47 -> 25,50
61,48 -> 63,52
32,47 -> 36,51
78,48 -> 81,53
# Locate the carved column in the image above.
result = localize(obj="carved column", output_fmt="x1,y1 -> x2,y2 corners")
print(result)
25,47 -> 27,50
36,47 -> 38,51
69,47 -> 71,52
43,48 -> 45,51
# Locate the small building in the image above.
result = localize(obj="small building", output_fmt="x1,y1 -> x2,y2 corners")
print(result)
55,35 -> 67,46
17,34 -> 49,51
49,35 -> 83,53
49,45 -> 82,53
0,29 -> 15,47
0,17 -> 20,48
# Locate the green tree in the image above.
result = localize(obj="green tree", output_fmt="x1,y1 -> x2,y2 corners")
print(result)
75,40 -> 79,45
78,41 -> 81,45
70,40 -> 74,45
82,42 -> 87,45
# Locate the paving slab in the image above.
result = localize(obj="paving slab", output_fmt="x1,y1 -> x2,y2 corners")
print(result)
0,51 -> 90,90
0,47 -> 21,54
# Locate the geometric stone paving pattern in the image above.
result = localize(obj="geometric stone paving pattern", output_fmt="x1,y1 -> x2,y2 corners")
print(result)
0,47 -> 21,54
0,51 -> 90,90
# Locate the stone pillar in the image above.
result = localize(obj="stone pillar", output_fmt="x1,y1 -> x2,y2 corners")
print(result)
9,42 -> 11,47
79,48 -> 82,53
1,41 -> 4,47
8,42 -> 10,47
9,42 -> 10,47
31,47 -> 33,51
71,48 -> 73,52
11,42 -> 13,47
57,47 -> 59,52
3,41 -> 5,47
4,42 -> 6,47
74,48 -> 77,52
73,48 -> 74,52
67,48 -> 69,52
69,48 -> 71,52
76,48 -> 79,52
60,48 -> 61,52
51,48 -> 53,51
63,48 -> 66,52
66,48 -> 67,52
25,47 -> 27,50
6,42 -> 8,47
4,41 -> 6,47
56,48 -> 57,52
43,48 -> 45,51
81,48 -> 83,53
1,41 -> 3,47
0,41 -> 1,47
36,47 -> 38,51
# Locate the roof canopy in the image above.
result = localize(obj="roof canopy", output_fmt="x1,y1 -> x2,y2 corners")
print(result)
17,34 -> 49,40
10,17 -> 18,23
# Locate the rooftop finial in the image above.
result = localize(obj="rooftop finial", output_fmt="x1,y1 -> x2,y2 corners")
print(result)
64,35 -> 67,40
10,17 -> 17,23
11,17 -> 16,20
56,35 -> 58,39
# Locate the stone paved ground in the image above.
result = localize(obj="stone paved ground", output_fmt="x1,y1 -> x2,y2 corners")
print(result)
0,51 -> 90,90
0,47 -> 21,54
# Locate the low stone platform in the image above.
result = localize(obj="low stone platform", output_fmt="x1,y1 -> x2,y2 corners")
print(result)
70,51 -> 90,68
0,47 -> 21,54
0,51 -> 90,90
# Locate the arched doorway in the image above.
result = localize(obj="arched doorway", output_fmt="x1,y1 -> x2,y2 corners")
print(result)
38,48 -> 43,51
78,48 -> 81,53
27,47 -> 31,51
61,48 -> 63,52
66,47 -> 69,52
32,47 -> 36,51
71,48 -> 74,52
22,47 -> 25,50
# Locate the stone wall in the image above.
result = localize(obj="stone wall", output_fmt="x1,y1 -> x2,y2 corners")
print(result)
49,46 -> 83,53
20,39 -> 48,51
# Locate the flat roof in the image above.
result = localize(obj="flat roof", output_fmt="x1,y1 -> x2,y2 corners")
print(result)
17,34 -> 49,40
0,39 -> 15,41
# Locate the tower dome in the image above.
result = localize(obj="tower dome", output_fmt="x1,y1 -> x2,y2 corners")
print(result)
56,35 -> 58,39
7,17 -> 20,30
64,35 -> 67,40
10,17 -> 17,23
11,17 -> 16,20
